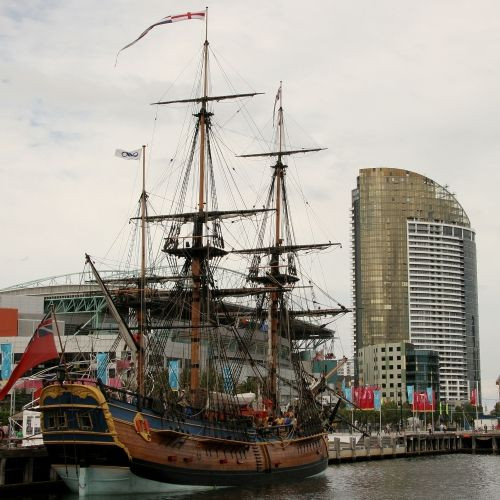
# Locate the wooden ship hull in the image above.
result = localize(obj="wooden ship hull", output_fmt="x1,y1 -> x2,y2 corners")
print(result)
40,382 -> 328,494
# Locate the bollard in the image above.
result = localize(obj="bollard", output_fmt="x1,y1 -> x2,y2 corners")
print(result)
334,437 -> 341,463
364,436 -> 371,458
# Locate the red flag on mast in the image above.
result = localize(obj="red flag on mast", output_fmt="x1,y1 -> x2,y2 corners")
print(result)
0,317 -> 59,401
470,388 -> 477,406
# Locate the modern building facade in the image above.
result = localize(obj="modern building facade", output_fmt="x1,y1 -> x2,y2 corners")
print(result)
357,341 -> 440,403
352,168 -> 480,403
358,341 -> 408,402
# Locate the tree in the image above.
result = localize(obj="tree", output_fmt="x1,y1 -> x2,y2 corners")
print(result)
490,402 -> 500,417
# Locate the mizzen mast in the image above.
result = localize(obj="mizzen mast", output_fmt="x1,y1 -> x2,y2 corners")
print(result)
238,83 -> 331,413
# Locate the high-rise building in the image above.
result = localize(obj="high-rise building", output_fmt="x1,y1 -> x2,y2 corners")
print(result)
352,168 -> 480,403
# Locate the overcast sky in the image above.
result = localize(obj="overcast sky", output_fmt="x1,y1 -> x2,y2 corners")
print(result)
1,1 -> 499,404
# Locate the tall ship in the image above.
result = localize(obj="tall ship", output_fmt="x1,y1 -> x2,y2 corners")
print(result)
39,12 -> 347,496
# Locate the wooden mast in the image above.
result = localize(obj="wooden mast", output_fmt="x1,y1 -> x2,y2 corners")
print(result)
268,82 -> 283,412
190,8 -> 209,397
137,144 -> 147,395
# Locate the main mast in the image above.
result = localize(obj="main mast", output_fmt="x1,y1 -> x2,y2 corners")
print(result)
190,11 -> 209,396
146,10 -> 263,401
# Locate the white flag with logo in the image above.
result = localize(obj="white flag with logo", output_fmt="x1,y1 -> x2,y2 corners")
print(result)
115,148 -> 142,160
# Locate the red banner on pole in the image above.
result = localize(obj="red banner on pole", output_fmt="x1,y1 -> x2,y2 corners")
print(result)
412,391 -> 433,412
353,386 -> 376,410
470,388 -> 477,406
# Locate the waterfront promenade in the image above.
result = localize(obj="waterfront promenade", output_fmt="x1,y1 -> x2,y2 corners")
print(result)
328,430 -> 499,463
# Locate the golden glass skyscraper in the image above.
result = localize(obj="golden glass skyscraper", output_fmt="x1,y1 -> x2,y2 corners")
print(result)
352,168 -> 480,402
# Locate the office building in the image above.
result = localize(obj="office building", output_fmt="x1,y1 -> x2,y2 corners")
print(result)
352,168 -> 480,403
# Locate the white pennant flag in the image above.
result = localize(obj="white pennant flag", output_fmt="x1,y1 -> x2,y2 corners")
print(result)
115,148 -> 142,160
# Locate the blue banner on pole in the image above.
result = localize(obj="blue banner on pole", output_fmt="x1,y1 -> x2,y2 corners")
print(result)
426,387 -> 433,407
344,387 -> 352,403
223,366 -> 233,394
374,390 -> 382,411
407,385 -> 414,404
1,343 -> 12,380
96,353 -> 108,384
168,359 -> 179,390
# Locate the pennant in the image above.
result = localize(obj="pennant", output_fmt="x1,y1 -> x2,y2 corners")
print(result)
115,148 -> 142,160
374,390 -> 382,411
118,11 -> 205,56
272,82 -> 282,126
0,317 -> 58,401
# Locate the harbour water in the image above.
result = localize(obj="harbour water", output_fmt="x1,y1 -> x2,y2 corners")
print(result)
6,454 -> 499,500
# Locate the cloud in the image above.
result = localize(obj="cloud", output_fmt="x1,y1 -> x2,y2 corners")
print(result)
0,1 -> 499,398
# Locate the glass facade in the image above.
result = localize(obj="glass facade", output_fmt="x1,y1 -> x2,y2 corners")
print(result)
406,347 -> 440,397
352,168 -> 480,403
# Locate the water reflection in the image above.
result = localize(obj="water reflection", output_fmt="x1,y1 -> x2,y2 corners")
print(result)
8,455 -> 500,500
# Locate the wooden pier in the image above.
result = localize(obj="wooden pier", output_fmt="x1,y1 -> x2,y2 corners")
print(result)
328,431 -> 499,463
0,444 -> 64,494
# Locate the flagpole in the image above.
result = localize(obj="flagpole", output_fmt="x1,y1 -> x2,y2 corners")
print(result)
475,380 -> 479,423
50,306 -> 65,364
205,6 -> 208,43
431,373 -> 434,431
379,405 -> 382,435
137,144 -> 147,396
